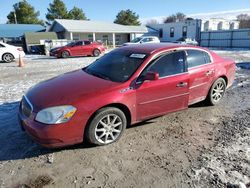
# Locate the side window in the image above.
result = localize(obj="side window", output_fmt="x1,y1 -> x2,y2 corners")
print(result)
75,41 -> 83,46
84,41 -> 91,45
182,26 -> 187,38
186,50 -> 211,68
159,29 -> 163,38
142,38 -> 149,43
170,27 -> 175,38
147,51 -> 186,78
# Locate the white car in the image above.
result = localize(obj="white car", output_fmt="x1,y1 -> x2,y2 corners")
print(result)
123,36 -> 160,46
175,37 -> 198,46
0,42 -> 25,63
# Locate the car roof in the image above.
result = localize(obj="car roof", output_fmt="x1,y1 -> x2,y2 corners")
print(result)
118,43 -> 206,54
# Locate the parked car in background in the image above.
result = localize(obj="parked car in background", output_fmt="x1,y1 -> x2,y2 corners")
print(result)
123,36 -> 160,46
175,37 -> 198,46
19,43 -> 235,148
0,42 -> 25,63
50,40 -> 105,58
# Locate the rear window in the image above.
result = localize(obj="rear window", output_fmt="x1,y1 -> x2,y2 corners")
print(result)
186,50 -> 211,68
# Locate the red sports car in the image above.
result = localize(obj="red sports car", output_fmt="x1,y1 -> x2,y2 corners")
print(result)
19,43 -> 236,148
50,40 -> 105,58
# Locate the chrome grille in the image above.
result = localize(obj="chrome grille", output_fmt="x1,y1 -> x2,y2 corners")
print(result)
21,96 -> 33,117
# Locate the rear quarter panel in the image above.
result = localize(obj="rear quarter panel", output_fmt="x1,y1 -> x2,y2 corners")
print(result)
212,52 -> 236,88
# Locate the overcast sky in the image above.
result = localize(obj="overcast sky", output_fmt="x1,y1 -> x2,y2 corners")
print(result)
0,0 -> 250,23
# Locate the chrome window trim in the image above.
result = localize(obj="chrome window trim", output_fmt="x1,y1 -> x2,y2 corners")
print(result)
135,49 -> 188,83
135,47 -> 214,84
183,48 -> 214,69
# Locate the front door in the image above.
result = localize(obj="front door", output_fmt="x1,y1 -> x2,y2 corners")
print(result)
136,51 -> 189,121
70,41 -> 83,56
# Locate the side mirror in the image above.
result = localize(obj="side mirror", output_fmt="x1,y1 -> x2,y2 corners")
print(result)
144,71 -> 159,81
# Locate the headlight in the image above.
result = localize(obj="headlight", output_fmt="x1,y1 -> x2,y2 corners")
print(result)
35,105 -> 77,124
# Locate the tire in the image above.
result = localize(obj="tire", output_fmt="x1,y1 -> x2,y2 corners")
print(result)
206,78 -> 226,106
93,49 -> 101,57
85,107 -> 127,146
61,51 -> 70,58
2,53 -> 14,63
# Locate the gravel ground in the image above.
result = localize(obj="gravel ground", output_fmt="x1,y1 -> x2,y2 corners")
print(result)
0,50 -> 250,188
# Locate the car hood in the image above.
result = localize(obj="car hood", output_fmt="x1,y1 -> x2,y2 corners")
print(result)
50,47 -> 62,52
26,69 -> 118,111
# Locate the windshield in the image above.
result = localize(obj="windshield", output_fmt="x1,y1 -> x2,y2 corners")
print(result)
84,50 -> 147,82
130,37 -> 142,43
66,42 -> 75,47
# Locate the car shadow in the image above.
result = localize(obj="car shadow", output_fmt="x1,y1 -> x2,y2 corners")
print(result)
0,101 -> 94,162
189,101 -> 208,108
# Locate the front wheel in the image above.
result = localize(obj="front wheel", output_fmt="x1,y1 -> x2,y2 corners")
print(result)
93,49 -> 101,57
61,51 -> 70,58
206,78 -> 226,106
85,107 -> 127,146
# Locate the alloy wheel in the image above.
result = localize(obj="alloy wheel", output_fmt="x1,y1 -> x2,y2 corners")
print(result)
3,54 -> 14,62
212,81 -> 225,102
94,114 -> 123,144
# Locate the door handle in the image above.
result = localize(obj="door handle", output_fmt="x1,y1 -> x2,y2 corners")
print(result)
205,70 -> 214,76
176,82 -> 188,87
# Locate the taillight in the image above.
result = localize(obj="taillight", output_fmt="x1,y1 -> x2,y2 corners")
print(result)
17,48 -> 23,51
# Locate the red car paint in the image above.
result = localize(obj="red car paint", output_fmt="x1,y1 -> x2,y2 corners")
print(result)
50,40 -> 105,58
19,43 -> 236,148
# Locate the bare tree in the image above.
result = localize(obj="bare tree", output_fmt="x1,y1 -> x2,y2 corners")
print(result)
163,12 -> 187,23
237,14 -> 250,29
146,19 -> 159,25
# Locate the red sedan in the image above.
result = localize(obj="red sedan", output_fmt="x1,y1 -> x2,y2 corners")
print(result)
19,43 -> 235,148
50,40 -> 105,58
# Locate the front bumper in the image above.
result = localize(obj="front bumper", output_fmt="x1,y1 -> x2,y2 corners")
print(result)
18,106 -> 84,148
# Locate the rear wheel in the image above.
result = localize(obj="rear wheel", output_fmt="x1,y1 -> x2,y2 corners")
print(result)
61,51 -> 70,58
85,107 -> 127,146
206,78 -> 226,106
93,49 -> 101,57
2,53 -> 14,63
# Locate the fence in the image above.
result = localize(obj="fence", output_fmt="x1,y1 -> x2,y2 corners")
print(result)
200,29 -> 250,48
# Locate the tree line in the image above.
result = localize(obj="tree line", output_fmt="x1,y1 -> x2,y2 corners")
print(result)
5,0 -> 250,29
6,0 -> 141,26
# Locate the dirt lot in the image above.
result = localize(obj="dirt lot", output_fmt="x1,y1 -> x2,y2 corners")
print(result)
0,50 -> 250,188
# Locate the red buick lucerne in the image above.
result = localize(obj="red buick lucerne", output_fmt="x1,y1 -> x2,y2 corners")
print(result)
50,40 -> 105,58
18,43 -> 236,148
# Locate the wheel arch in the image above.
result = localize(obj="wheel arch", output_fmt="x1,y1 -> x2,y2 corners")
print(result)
213,75 -> 228,86
60,49 -> 71,57
2,52 -> 14,61
83,103 -> 132,136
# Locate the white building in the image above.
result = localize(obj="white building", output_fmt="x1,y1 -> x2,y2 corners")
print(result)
203,18 -> 239,31
148,19 -> 202,42
49,19 -> 148,47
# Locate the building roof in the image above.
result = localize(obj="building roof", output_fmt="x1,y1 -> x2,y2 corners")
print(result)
0,24 -> 45,38
24,32 -> 58,45
50,19 -> 148,33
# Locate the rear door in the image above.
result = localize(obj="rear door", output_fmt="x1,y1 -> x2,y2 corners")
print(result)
136,51 -> 189,120
186,49 -> 215,105
81,41 -> 93,55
